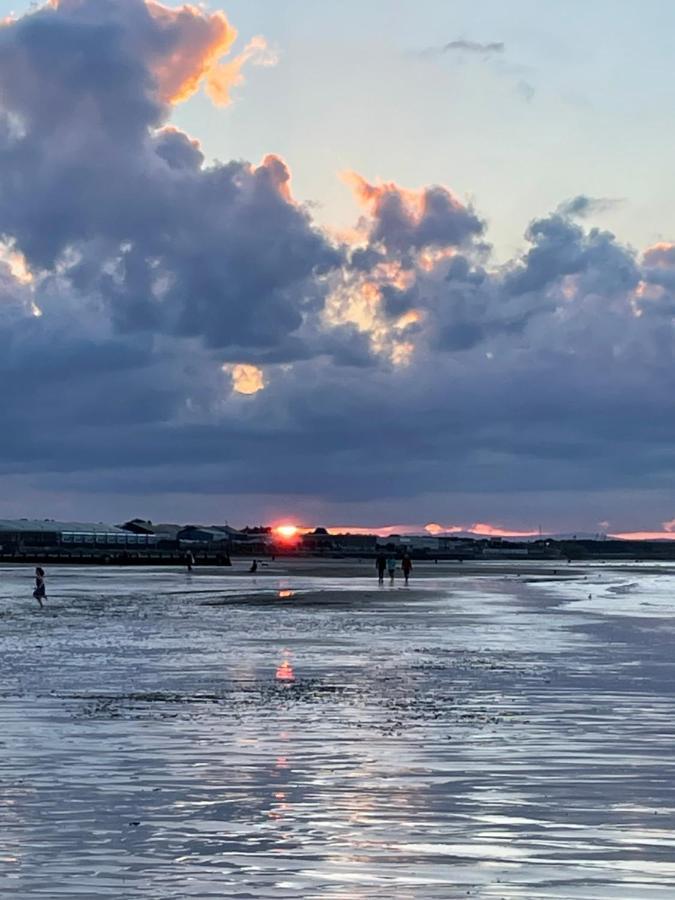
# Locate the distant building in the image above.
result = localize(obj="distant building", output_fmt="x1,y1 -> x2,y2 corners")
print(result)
376,535 -> 441,553
120,520 -> 182,549
0,519 -> 156,552
120,520 -> 264,554
438,537 -> 474,552
482,546 -> 528,558
120,518 -> 155,535
301,531 -> 377,554
178,526 -> 231,548
152,524 -> 183,542
397,536 -> 441,552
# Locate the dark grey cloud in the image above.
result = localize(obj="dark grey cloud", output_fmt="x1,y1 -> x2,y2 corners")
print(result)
558,195 -> 623,219
0,0 -> 340,357
503,213 -> 639,297
347,174 -> 485,258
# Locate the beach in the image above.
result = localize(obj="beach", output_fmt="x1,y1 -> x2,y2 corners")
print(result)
1,559 -> 675,898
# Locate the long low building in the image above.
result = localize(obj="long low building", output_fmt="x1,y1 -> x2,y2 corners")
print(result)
0,519 -> 157,552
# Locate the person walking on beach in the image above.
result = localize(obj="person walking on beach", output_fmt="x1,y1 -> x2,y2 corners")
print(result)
376,551 -> 387,584
33,567 -> 46,608
402,552 -> 412,586
185,551 -> 195,572
387,556 -> 397,584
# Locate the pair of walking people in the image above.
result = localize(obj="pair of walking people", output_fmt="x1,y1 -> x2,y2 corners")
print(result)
376,552 -> 412,585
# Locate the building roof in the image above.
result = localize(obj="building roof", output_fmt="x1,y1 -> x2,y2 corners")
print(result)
179,526 -> 230,538
0,519 -> 125,534
120,518 -> 155,534
152,523 -> 182,537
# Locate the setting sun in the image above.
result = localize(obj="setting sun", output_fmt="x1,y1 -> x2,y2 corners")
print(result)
275,524 -> 299,540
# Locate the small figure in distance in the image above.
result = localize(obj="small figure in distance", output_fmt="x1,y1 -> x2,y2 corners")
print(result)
387,556 -> 397,584
33,566 -> 46,608
249,559 -> 258,573
402,552 -> 412,586
375,551 -> 387,584
185,550 -> 195,573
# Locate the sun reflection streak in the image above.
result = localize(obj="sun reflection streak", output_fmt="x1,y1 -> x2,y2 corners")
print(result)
275,660 -> 295,682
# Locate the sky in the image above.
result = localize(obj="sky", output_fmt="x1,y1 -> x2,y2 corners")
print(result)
1,0 -> 675,536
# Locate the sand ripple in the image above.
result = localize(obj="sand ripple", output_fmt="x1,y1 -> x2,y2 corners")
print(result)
0,564 -> 674,898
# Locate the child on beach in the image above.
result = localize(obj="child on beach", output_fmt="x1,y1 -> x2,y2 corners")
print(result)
387,557 -> 397,583
33,567 -> 46,608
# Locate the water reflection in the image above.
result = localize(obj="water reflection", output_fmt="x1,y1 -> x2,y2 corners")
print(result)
275,659 -> 295,682
0,563 -> 674,897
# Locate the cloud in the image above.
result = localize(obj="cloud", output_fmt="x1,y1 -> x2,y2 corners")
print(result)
1,2 -> 675,532
558,195 -> 623,219
419,37 -> 537,104
205,35 -> 278,106
0,2 -> 336,356
343,171 -> 484,255
423,39 -> 505,57
225,363 -> 265,395
29,0 -> 273,108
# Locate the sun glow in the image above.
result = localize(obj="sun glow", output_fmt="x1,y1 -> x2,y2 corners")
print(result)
275,524 -> 299,540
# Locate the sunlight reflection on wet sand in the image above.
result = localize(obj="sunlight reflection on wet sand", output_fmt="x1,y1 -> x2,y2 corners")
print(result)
0,562 -> 674,897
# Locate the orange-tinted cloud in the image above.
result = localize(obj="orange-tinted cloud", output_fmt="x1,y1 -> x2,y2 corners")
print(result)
643,242 -> 675,267
223,363 -> 265,395
49,0 -> 253,107
206,35 -> 278,107
326,525 -> 422,537
146,2 -> 237,104
423,522 -> 540,537
465,522 -> 539,537
341,170 -> 483,255
395,309 -> 423,330
325,522 -> 540,537
343,171 -> 426,219
254,154 -> 294,202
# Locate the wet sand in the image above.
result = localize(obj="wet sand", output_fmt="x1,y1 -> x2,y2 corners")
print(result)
1,561 -> 675,897
210,557 -> 585,580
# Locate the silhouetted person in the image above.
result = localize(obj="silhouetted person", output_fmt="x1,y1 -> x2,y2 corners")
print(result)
387,556 -> 397,584
185,551 -> 195,572
249,560 -> 258,573
402,553 -> 412,585
33,567 -> 46,608
376,552 -> 387,584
